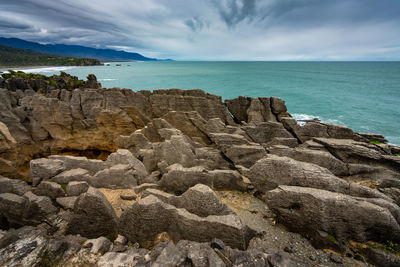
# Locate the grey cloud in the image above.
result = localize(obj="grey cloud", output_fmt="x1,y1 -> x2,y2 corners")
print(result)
185,17 -> 206,32
214,0 -> 256,26
0,0 -> 400,60
0,20 -> 31,30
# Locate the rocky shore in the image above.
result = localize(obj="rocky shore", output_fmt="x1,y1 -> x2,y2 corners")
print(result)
0,75 -> 399,266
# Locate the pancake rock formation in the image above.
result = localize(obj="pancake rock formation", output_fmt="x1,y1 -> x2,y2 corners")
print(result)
0,76 -> 400,266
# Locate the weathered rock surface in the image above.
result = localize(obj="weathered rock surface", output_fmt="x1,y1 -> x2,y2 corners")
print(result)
159,164 -> 247,193
248,155 -> 390,201
66,181 -> 89,196
67,187 -> 118,238
281,117 -> 363,143
23,191 -> 58,224
0,175 -> 31,195
1,86 -> 399,266
34,181 -> 65,200
266,186 -> 400,245
267,145 -> 348,176
0,193 -> 26,226
119,195 -> 255,249
143,184 -> 234,217
30,158 -> 65,186
56,196 -> 78,210
52,168 -> 91,184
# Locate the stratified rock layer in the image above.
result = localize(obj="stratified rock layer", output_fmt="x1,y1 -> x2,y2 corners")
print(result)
1,85 -> 400,267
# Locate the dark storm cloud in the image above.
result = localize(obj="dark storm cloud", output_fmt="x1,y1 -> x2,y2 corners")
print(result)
214,0 -> 257,26
0,0 -> 400,60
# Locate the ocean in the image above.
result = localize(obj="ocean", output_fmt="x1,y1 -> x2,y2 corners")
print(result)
19,61 -> 400,145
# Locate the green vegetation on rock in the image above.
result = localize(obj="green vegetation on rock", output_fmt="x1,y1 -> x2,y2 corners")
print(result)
384,240 -> 400,256
0,44 -> 101,67
0,70 -> 101,93
369,140 -> 383,145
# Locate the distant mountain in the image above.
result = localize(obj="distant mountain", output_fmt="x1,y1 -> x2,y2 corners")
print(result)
0,37 -> 158,62
0,45 -> 101,67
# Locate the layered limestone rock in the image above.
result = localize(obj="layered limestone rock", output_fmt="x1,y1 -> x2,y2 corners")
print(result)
67,187 -> 118,238
0,87 -> 234,180
1,85 -> 400,266
119,194 -> 256,249
266,186 -> 400,245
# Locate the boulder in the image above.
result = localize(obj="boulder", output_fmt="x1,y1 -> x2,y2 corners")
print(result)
119,195 -> 255,249
159,164 -> 247,193
0,193 -> 26,226
67,187 -> 118,238
143,184 -> 233,217
159,164 -> 212,194
23,191 -> 58,224
91,164 -> 138,189
105,149 -> 147,182
248,155 -> 391,201
152,135 -> 198,168
0,176 -> 31,196
266,186 -> 400,245
34,181 -> 65,200
66,181 -> 89,196
209,170 -> 248,192
30,158 -> 65,186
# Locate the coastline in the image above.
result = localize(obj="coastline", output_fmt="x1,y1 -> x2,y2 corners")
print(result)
0,65 -> 79,73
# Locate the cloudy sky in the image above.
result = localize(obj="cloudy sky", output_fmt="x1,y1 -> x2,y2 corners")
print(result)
1,0 -> 400,60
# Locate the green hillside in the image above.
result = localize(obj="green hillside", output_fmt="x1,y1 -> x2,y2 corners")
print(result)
0,44 -> 101,67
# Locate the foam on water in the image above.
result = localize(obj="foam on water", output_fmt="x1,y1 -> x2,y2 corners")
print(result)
98,78 -> 118,81
12,66 -> 76,73
292,113 -> 343,126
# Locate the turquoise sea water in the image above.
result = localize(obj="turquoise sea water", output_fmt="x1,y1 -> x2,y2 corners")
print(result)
24,61 -> 400,145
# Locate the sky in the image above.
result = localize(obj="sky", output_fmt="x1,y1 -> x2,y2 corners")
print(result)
1,0 -> 400,60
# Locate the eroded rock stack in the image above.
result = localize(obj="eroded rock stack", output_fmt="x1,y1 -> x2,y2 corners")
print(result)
0,83 -> 399,266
